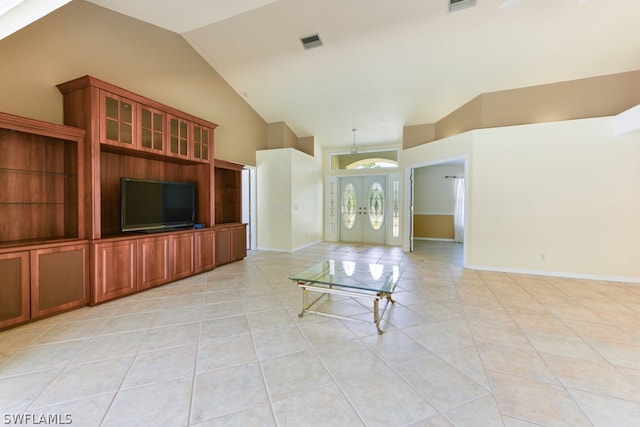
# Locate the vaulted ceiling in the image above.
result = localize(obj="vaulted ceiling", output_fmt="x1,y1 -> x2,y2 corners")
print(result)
7,0 -> 640,148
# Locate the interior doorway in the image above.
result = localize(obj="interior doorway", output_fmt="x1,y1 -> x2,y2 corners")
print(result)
242,167 -> 256,250
339,175 -> 386,244
408,159 -> 466,252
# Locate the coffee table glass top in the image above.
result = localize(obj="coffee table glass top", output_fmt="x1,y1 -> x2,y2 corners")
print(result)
290,260 -> 401,294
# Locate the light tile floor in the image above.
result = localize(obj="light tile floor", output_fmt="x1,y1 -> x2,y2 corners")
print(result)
1,241 -> 640,426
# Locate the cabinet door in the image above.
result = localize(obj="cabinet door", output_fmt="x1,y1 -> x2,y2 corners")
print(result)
167,115 -> 189,159
195,229 -> 215,273
139,105 -> 165,154
31,244 -> 88,319
231,225 -> 247,262
215,227 -> 231,267
100,90 -> 136,148
0,252 -> 30,329
138,236 -> 170,290
170,233 -> 195,280
192,125 -> 211,162
93,240 -> 137,304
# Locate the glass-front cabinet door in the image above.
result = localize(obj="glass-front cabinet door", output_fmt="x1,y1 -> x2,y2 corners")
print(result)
100,90 -> 136,147
168,115 -> 189,159
192,125 -> 210,162
139,105 -> 165,154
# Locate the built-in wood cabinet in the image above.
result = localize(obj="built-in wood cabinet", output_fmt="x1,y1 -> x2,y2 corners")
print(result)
139,104 -> 165,154
54,76 -> 246,307
30,243 -> 88,319
195,229 -> 216,273
0,251 -> 30,329
0,241 -> 89,328
138,235 -> 171,291
92,239 -> 137,304
0,111 -> 87,330
215,224 -> 247,267
171,232 -> 195,280
215,160 -> 243,225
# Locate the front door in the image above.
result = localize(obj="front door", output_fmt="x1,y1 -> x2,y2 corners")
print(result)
340,176 -> 386,244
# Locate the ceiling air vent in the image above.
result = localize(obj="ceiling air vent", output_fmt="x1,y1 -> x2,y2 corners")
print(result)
448,0 -> 476,12
300,34 -> 322,50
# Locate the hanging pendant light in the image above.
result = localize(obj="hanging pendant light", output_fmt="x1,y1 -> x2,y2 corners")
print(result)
350,128 -> 358,155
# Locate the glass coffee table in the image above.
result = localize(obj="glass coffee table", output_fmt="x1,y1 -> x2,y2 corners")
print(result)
290,259 -> 401,334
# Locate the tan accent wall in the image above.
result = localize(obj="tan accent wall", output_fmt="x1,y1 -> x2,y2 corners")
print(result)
435,70 -> 640,140
413,214 -> 454,239
435,96 -> 484,140
297,136 -> 315,156
266,122 -> 315,156
0,1 -> 267,166
403,123 -> 436,149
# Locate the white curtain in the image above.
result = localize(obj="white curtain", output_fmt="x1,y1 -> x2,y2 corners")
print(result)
454,177 -> 465,243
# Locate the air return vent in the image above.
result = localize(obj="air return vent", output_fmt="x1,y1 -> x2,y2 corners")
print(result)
448,0 -> 476,12
301,34 -> 322,50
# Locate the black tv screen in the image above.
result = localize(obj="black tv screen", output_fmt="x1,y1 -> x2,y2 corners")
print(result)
121,178 -> 195,232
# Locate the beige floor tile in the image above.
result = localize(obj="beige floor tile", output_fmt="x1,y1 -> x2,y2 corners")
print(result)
397,354 -> 490,412
477,341 -> 559,384
298,318 -> 357,348
197,334 -> 256,373
469,320 -> 534,350
403,318 -> 474,355
524,330 -> 609,364
314,339 -> 387,381
407,414 -> 455,426
103,376 -> 192,427
587,339 -> 640,369
271,384 -> 363,427
2,241 -> 638,426
0,340 -> 88,377
140,321 -> 200,352
443,394 -> 503,427
200,315 -> 250,341
99,312 -> 157,335
191,362 -> 268,423
72,330 -> 147,363
32,318 -> 106,345
361,329 -> 432,365
247,308 -> 295,332
122,344 -> 197,389
340,368 -> 437,427
569,388 -> 640,427
31,355 -> 133,408
201,405 -> 276,426
252,326 -> 310,360
563,318 -> 635,344
27,393 -> 114,427
260,349 -> 333,400
0,368 -> 61,412
489,370 -> 592,426
438,345 -> 491,389
543,352 -> 640,402
153,306 -> 203,327
0,324 -> 51,352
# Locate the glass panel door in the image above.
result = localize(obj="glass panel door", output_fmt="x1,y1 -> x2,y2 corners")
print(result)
339,176 -> 386,244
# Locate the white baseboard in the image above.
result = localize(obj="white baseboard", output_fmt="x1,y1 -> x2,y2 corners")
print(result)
464,263 -> 640,285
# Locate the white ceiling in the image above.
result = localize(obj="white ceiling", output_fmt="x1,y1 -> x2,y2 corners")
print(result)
43,1 -> 640,147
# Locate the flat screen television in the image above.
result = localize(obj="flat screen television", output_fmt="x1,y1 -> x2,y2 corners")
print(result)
121,178 -> 195,232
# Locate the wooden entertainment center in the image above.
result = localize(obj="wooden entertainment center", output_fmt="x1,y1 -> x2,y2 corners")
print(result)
0,76 -> 246,330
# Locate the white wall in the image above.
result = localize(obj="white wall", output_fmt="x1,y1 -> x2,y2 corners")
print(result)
292,148 -> 324,250
256,149 -> 292,250
468,117 -> 640,281
402,116 -> 640,282
256,148 -> 323,251
414,164 -> 464,214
